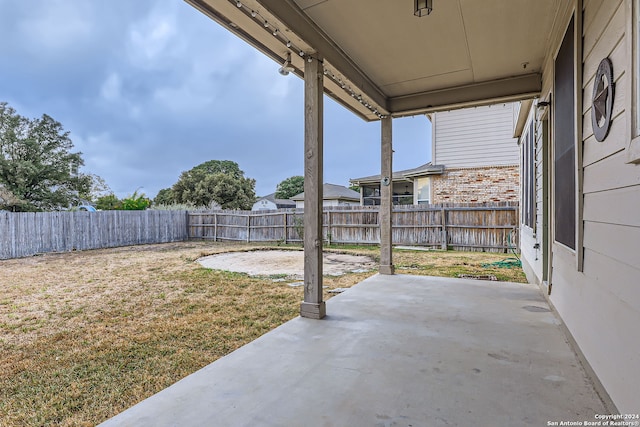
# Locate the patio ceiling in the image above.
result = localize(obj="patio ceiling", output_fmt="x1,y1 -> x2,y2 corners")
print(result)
187,0 -> 562,121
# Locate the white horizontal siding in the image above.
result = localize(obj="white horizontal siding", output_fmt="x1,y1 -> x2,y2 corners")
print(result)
433,103 -> 520,167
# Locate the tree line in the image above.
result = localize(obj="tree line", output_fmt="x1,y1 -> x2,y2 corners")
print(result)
0,102 -> 307,212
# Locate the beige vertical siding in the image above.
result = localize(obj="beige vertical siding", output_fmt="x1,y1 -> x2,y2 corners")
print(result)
519,0 -> 640,413
433,103 -> 520,167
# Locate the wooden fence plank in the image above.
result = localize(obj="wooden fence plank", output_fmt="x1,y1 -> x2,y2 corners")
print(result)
188,204 -> 519,253
0,203 -> 519,259
0,210 -> 189,260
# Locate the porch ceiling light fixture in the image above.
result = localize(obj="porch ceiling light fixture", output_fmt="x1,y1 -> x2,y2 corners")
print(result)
278,53 -> 295,76
414,0 -> 433,17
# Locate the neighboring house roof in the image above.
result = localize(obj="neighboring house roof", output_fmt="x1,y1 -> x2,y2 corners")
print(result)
291,183 -> 360,202
350,163 -> 444,185
255,193 -> 296,208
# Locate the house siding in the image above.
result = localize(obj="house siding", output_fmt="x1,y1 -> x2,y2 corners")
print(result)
520,0 -> 640,413
519,105 -> 545,284
294,199 -> 359,209
433,103 -> 520,168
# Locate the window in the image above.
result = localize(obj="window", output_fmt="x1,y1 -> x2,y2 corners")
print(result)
522,121 -> 535,229
636,0 -> 640,137
554,16 -> 576,250
362,186 -> 380,206
415,177 -> 430,205
629,0 -> 640,162
363,184 -> 414,205
394,183 -> 414,205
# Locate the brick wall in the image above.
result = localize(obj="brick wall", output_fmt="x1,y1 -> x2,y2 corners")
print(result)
431,165 -> 520,204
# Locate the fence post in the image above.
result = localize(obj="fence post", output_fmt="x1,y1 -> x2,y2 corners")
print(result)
186,211 -> 190,239
247,214 -> 251,243
441,207 -> 448,250
213,213 -> 217,242
1,205 -> 521,258
283,212 -> 288,244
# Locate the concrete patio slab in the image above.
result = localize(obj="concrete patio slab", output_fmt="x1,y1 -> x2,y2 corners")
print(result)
100,274 -> 608,427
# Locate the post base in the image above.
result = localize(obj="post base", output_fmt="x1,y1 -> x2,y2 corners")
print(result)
379,264 -> 395,275
300,301 -> 326,319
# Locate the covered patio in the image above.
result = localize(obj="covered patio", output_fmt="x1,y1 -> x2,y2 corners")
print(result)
182,0 -> 556,320
100,274 -> 610,426
97,0 -> 636,419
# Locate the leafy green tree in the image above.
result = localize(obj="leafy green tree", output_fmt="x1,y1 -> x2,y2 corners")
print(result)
79,174 -> 112,204
172,160 -> 256,209
275,175 -> 304,199
95,194 -> 122,210
153,188 -> 175,205
0,102 -> 94,211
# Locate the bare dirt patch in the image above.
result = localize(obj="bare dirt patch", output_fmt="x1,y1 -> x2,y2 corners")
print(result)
198,250 -> 376,278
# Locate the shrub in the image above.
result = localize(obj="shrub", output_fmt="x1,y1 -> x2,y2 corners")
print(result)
121,191 -> 151,210
95,194 -> 122,210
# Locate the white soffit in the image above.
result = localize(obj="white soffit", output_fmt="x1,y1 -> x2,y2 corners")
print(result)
295,0 -> 473,97
188,0 -> 563,119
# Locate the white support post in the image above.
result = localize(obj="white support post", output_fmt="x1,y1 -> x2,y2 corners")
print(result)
300,55 -> 326,319
380,117 -> 395,275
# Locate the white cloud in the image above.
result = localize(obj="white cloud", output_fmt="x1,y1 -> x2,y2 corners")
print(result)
129,20 -> 176,64
97,72 -> 142,120
0,0 -> 432,202
125,3 -> 184,69
100,73 -> 122,101
17,0 -> 93,55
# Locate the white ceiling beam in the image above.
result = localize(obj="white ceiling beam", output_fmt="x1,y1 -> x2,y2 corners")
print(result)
389,74 -> 542,115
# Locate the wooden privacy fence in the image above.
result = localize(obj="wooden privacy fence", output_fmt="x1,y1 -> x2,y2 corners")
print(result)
0,204 -> 518,259
0,210 -> 189,260
188,203 -> 519,252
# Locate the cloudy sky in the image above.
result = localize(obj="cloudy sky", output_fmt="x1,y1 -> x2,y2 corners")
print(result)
0,0 -> 431,199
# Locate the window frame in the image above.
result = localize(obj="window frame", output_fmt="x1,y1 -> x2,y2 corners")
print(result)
521,120 -> 536,231
553,14 -> 577,252
362,186 -> 381,206
628,0 -> 640,163
549,4 -> 584,271
414,177 -> 431,205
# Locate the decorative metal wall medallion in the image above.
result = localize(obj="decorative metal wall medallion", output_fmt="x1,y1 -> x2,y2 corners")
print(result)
591,58 -> 614,142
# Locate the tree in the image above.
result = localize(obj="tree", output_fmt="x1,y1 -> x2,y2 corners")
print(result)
0,102 -> 96,211
95,194 -> 122,210
275,175 -> 304,199
79,174 -> 112,204
153,188 -> 175,205
172,160 -> 256,210
0,184 -> 22,209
